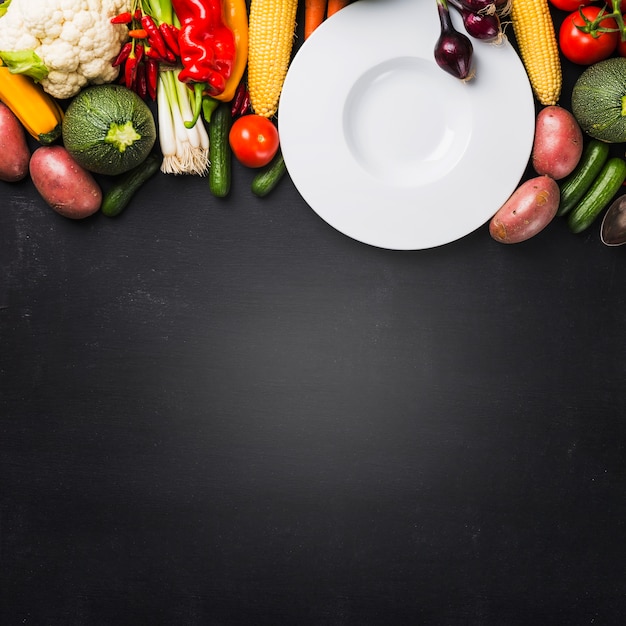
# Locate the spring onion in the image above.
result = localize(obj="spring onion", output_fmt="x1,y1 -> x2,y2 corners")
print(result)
158,69 -> 209,175
139,0 -> 209,175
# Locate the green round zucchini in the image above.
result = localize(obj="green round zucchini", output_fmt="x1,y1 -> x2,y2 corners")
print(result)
62,84 -> 156,176
571,58 -> 626,144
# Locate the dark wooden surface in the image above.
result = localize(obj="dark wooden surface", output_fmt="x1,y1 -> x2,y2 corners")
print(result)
2,4 -> 626,625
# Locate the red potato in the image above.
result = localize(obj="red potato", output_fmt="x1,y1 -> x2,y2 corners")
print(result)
531,105 -> 583,180
489,175 -> 560,244
0,101 -> 30,182
29,145 -> 102,219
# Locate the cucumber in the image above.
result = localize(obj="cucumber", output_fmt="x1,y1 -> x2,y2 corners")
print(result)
558,139 -> 610,217
567,156 -> 626,234
101,152 -> 161,217
208,103 -> 232,198
251,151 -> 286,197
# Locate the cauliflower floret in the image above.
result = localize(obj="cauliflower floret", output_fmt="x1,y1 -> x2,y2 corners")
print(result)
38,41 -> 79,73
6,31 -> 40,51
46,69 -> 86,98
60,20 -> 83,46
81,57 -> 119,83
0,0 -> 132,99
72,10 -> 96,33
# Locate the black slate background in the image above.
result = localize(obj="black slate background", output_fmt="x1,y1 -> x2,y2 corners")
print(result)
2,3 -> 626,625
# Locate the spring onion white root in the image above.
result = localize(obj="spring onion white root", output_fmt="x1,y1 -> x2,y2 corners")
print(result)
157,69 -> 209,176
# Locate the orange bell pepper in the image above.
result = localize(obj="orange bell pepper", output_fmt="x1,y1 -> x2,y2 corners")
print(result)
214,0 -> 248,103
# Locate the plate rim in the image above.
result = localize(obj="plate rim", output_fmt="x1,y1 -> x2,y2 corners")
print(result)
278,0 -> 536,250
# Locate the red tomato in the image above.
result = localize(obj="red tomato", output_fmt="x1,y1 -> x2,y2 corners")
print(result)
229,114 -> 280,168
549,0 -> 593,10
559,6 -> 619,64
550,1 -> 626,12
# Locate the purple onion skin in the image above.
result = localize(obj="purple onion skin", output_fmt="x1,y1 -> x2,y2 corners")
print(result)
435,2 -> 474,80
463,10 -> 501,40
457,0 -> 495,12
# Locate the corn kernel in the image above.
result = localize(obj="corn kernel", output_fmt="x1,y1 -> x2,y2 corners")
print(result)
511,0 -> 562,106
248,0 -> 299,118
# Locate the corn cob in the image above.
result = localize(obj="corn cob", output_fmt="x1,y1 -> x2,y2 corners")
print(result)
247,0 -> 298,118
510,0 -> 561,106
0,65 -> 63,144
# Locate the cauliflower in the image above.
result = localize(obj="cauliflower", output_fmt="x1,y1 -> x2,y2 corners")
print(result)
0,0 -> 132,99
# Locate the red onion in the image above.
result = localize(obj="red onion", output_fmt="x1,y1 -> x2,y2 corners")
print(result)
434,0 -> 475,80
456,0 -> 497,14
449,0 -> 503,41
463,10 -> 502,40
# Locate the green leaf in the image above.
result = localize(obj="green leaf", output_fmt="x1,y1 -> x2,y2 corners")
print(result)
0,49 -> 49,81
0,1 -> 12,19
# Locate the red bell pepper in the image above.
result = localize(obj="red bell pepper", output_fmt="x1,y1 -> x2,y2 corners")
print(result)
171,0 -> 236,127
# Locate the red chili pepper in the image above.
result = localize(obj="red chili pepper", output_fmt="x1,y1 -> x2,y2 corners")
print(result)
145,45 -> 164,61
159,22 -> 180,58
124,55 -> 137,88
135,62 -> 147,100
238,89 -> 251,117
144,44 -> 176,64
112,41 -> 132,67
145,58 -> 158,100
164,48 -> 177,64
141,15 -> 168,60
230,81 -> 246,117
111,12 -> 132,24
128,28 -> 148,39
124,44 -> 144,87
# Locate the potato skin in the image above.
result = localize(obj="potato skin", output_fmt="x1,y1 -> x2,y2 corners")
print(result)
0,102 -> 30,182
29,146 -> 102,219
489,175 -> 560,244
532,105 -> 583,180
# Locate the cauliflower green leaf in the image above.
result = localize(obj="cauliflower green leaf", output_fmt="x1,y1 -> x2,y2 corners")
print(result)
0,49 -> 48,81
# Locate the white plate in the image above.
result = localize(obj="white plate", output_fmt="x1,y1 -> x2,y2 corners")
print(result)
278,0 -> 535,250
